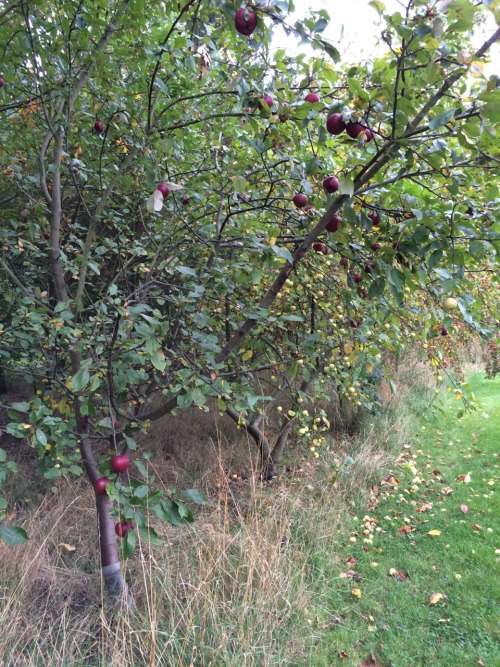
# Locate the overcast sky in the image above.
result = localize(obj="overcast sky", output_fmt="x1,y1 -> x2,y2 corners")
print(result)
272,0 -> 499,74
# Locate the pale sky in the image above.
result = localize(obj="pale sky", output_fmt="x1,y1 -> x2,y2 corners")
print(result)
272,0 -> 499,74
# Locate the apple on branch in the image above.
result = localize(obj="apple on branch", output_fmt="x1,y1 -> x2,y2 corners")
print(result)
234,8 -> 257,36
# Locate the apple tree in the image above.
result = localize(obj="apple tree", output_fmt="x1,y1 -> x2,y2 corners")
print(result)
0,0 -> 499,603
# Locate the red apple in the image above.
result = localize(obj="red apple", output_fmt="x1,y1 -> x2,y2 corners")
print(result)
181,195 -> 190,205
346,122 -> 365,139
258,94 -> 273,110
94,120 -> 104,133
293,193 -> 308,208
365,261 -> 377,273
94,477 -> 111,495
340,257 -> 349,267
349,317 -> 362,328
326,113 -> 346,135
364,128 -> 374,142
353,274 -> 363,283
371,242 -> 381,250
279,113 -> 288,122
115,522 -> 129,538
234,8 -> 257,36
304,204 -> 317,214
465,206 -> 473,216
304,92 -> 320,103
358,288 -> 368,299
323,176 -> 339,193
157,182 -> 170,197
312,242 -> 328,255
440,326 -> 448,336
111,454 -> 131,473
43,232 -> 50,240
326,215 -> 341,233
0,77 -> 5,88
368,211 -> 381,225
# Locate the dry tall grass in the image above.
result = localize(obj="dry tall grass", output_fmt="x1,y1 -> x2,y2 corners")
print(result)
0,386 -> 414,667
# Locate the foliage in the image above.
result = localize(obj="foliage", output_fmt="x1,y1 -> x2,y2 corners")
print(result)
0,0 -> 499,559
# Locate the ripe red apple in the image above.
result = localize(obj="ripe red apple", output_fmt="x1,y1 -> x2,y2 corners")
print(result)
364,261 -> 377,273
340,257 -> 349,267
349,317 -> 362,329
353,274 -> 363,283
258,94 -> 273,110
157,182 -> 170,197
465,206 -> 473,216
293,193 -> 308,208
94,120 -> 104,133
323,176 -> 339,193
326,113 -> 346,135
115,522 -> 134,538
94,477 -> 111,495
304,204 -> 317,214
43,232 -> 50,240
440,326 -> 448,336
346,122 -> 365,139
326,215 -> 341,233
279,113 -> 288,122
358,288 -> 368,299
364,128 -> 374,142
111,454 -> 131,473
304,92 -> 320,103
371,242 -> 381,250
181,195 -> 190,205
368,211 -> 381,225
312,242 -> 328,255
234,8 -> 257,36
0,77 -> 5,88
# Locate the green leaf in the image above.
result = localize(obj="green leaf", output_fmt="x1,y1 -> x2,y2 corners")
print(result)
151,351 -> 167,372
35,429 -> 47,446
0,525 -> 29,545
182,488 -> 207,505
138,525 -> 162,545
271,245 -> 294,265
71,369 -> 90,392
428,108 -> 458,130
338,178 -> 354,197
122,528 -> 136,559
0,498 -> 7,510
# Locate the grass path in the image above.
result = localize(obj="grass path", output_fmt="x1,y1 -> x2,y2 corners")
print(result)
308,373 -> 499,667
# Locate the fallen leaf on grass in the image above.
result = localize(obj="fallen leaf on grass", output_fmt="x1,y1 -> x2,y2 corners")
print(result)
357,653 -> 390,667
351,588 -> 362,598
477,659 -> 485,666
472,524 -> 483,531
429,592 -> 446,604
398,525 -> 413,536
441,487 -> 453,495
346,556 -> 357,566
58,543 -> 76,551
341,570 -> 362,582
461,504 -> 469,514
456,472 -> 471,483
427,529 -> 442,536
416,501 -> 433,513
339,650 -> 349,659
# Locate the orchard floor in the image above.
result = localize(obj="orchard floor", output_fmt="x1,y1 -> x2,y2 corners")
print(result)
306,372 -> 500,667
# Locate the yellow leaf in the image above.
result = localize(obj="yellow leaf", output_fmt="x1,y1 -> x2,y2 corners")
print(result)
351,588 -> 362,598
429,592 -> 444,604
58,543 -> 76,552
344,342 -> 353,354
427,530 -> 441,537
268,236 -> 277,246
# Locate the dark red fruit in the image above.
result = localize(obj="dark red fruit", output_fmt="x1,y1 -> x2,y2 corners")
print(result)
304,92 -> 320,103
94,120 -> 104,133
323,176 -> 339,193
293,193 -> 308,208
43,232 -> 50,240
358,288 -> 368,299
392,241 -> 401,250
312,242 -> 328,255
349,317 -> 362,328
111,454 -> 131,473
304,204 -> 317,214
326,113 -> 346,135
279,113 -> 288,122
465,206 -> 473,216
181,195 -> 190,205
157,182 -> 170,197
234,8 -> 257,36
440,326 -> 448,336
371,242 -> 381,250
368,211 -> 381,225
326,215 -> 341,233
364,128 -> 374,142
94,477 -> 111,495
340,257 -> 349,267
365,261 -> 377,273
0,77 -> 5,88
346,122 -> 365,139
115,522 -> 132,538
258,94 -> 273,110
353,274 -> 363,283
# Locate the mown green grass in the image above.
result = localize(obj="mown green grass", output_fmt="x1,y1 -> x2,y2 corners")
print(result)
307,373 -> 500,667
